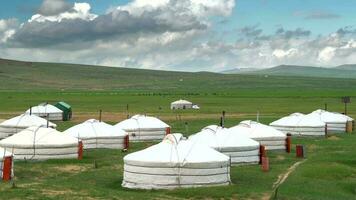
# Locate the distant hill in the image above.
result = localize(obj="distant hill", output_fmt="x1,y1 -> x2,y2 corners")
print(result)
334,64 -> 356,71
1,58 -> 356,92
220,68 -> 259,74
228,65 -> 356,79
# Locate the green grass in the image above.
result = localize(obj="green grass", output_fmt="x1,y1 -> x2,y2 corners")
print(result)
1,117 -> 355,199
1,58 -> 356,199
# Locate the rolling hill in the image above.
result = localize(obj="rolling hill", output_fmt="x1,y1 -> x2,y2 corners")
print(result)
229,65 -> 356,79
1,58 -> 356,93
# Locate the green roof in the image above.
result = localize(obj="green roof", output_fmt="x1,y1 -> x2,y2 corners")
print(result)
56,101 -> 71,109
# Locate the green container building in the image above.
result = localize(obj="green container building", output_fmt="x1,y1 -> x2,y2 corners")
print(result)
54,102 -> 72,121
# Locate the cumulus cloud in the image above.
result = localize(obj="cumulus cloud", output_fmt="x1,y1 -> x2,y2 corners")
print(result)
0,18 -> 18,43
38,0 -> 72,16
0,0 -> 356,71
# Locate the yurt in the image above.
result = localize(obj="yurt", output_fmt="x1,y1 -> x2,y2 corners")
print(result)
64,119 -> 128,149
0,148 -> 13,181
0,126 -> 81,160
310,109 -> 354,133
170,99 -> 193,110
122,134 -> 231,189
25,103 -> 63,121
0,114 -> 56,139
229,120 -> 288,150
189,125 -> 260,164
270,113 -> 326,136
114,115 -> 170,142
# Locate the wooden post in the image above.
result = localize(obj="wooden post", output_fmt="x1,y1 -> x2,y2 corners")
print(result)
166,127 -> 171,135
346,121 -> 353,133
296,145 -> 305,158
261,157 -> 269,172
99,110 -> 102,122
286,133 -> 291,153
124,135 -> 129,149
78,141 -> 83,160
2,156 -> 12,182
259,145 -> 266,164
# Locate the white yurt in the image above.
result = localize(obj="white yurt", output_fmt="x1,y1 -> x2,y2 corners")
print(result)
170,99 -> 193,110
270,113 -> 326,136
189,125 -> 260,164
0,114 -> 56,139
0,148 -> 13,181
310,109 -> 354,133
114,115 -> 170,142
64,119 -> 128,149
122,134 -> 231,189
0,126 -> 80,160
25,103 -> 63,121
229,120 -> 288,150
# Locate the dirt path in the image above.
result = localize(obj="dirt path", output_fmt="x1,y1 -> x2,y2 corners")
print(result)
271,159 -> 307,199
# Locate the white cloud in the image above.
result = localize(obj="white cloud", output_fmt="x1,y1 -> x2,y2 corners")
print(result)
29,3 -> 97,23
273,48 -> 298,59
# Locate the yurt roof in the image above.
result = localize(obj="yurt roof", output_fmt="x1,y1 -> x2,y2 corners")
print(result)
64,119 -> 127,138
230,120 -> 286,138
311,109 -> 354,123
189,125 -> 259,149
0,114 -> 57,128
115,115 -> 169,130
0,126 -> 78,148
171,99 -> 193,105
270,112 -> 325,127
25,103 -> 63,114
0,147 -> 12,158
124,133 -> 229,167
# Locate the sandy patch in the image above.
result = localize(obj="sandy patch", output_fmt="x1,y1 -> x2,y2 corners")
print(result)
52,164 -> 90,174
327,135 -> 340,141
276,155 -> 285,161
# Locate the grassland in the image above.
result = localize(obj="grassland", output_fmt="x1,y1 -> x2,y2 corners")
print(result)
0,58 -> 356,199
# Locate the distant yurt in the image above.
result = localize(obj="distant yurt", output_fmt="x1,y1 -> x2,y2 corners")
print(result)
54,102 -> 72,121
0,148 -> 13,181
25,103 -> 63,121
114,115 -> 170,142
64,119 -> 128,149
270,113 -> 326,136
0,126 -> 81,160
229,120 -> 288,150
122,134 -> 230,189
310,109 -> 354,133
170,99 -> 193,110
189,125 -> 260,164
0,114 -> 56,139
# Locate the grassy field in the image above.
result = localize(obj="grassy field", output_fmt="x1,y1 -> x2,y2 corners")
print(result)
0,59 -> 356,199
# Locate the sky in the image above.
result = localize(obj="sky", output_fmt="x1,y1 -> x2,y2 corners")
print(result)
0,0 -> 355,72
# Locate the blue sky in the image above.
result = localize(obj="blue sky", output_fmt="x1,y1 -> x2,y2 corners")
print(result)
0,0 -> 355,71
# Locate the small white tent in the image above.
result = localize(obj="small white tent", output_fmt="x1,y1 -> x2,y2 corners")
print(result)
0,114 -> 56,139
189,125 -> 260,164
0,126 -> 80,160
171,99 -> 194,110
229,120 -> 288,150
270,113 -> 326,136
122,134 -> 231,189
25,103 -> 63,121
0,148 -> 13,181
114,115 -> 170,142
64,119 -> 128,149
310,109 -> 354,133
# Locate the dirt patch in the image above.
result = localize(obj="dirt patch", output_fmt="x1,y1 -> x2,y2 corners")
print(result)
327,135 -> 340,141
52,164 -> 90,174
41,188 -> 75,196
276,155 -> 285,161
